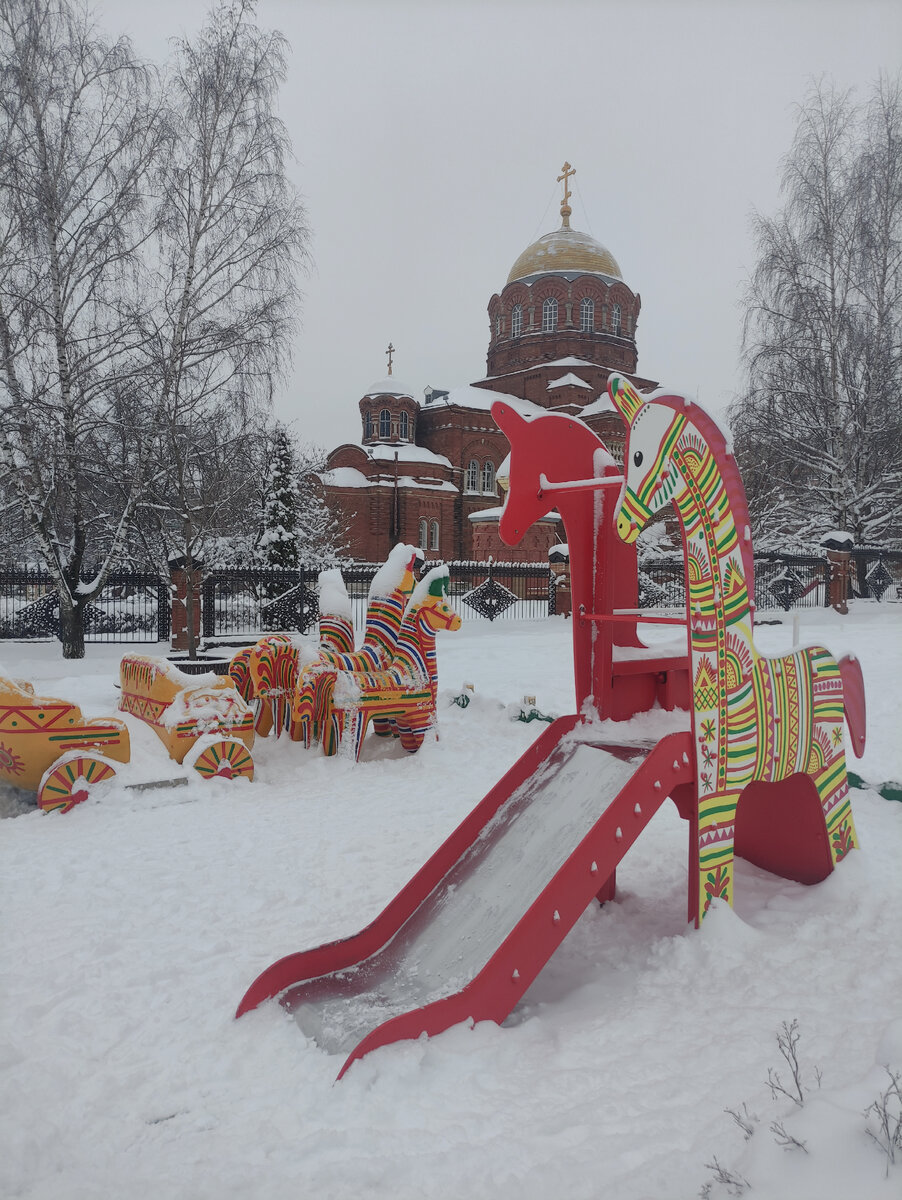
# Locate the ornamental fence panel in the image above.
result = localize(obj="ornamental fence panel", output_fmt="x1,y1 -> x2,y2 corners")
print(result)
0,568 -> 170,642
2,550 -> 900,645
200,560 -> 554,642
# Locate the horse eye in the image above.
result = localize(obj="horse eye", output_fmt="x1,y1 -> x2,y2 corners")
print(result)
633,450 -> 643,468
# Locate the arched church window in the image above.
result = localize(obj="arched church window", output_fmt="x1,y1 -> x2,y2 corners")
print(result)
482,460 -> 495,494
580,297 -> 594,331
495,315 -> 503,338
542,297 -> 558,332
399,411 -> 409,440
379,409 -> 391,438
430,520 -> 440,551
511,304 -> 522,338
466,459 -> 479,492
364,412 -> 373,440
611,303 -> 622,336
418,518 -> 428,548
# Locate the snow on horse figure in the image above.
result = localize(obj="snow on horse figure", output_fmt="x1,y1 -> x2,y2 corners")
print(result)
292,545 -> 424,747
608,373 -> 865,923
314,544 -> 424,740
231,545 -> 423,744
297,566 -> 461,761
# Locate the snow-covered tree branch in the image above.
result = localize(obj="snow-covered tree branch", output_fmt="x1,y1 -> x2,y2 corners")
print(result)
732,76 -> 902,552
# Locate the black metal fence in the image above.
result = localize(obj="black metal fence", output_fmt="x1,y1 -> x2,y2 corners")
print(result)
2,550 -> 900,644
0,568 -> 169,642
201,560 -> 554,641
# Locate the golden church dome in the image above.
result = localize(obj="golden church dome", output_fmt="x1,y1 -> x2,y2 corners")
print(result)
507,225 -> 622,285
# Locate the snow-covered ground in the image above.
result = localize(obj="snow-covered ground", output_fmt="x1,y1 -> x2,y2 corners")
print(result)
1,604 -> 900,1200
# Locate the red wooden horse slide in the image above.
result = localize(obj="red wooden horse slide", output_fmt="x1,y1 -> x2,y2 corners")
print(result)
237,399 -> 696,1078
237,721 -> 693,1079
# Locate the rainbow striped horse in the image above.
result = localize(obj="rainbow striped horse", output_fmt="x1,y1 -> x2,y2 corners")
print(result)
295,567 -> 461,760
230,546 -> 422,741
317,545 -> 423,674
609,373 -> 866,924
317,568 -> 355,652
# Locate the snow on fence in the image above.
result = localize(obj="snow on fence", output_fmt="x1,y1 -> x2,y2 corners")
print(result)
2,552 -> 900,644
0,568 -> 170,642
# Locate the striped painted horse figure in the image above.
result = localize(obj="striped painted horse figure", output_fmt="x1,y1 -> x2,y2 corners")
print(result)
318,544 -> 423,659
230,545 -> 422,742
608,373 -> 866,925
293,545 -> 424,746
296,566 -> 461,761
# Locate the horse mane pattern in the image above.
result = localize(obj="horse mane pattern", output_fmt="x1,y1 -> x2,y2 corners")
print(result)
609,373 -> 862,924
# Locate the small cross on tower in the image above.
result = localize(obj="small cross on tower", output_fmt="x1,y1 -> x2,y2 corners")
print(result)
557,161 -> 575,229
385,342 -> 395,377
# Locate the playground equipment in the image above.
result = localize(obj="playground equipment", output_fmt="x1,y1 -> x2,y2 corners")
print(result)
608,373 -> 864,921
118,654 -> 255,780
228,545 -> 425,747
293,566 -> 462,759
0,671 -> 129,813
236,380 -> 865,1077
317,567 -> 355,652
229,635 -> 300,739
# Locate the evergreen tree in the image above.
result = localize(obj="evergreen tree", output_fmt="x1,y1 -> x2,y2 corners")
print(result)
258,425 -> 299,568
257,428 -> 348,570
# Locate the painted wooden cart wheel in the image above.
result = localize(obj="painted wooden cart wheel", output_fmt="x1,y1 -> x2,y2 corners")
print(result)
37,753 -> 118,814
190,738 -> 254,782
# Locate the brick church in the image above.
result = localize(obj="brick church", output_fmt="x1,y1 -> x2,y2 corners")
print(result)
321,164 -> 657,563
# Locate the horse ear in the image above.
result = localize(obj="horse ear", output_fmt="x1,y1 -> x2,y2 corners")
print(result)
607,374 -> 645,427
491,401 -> 525,438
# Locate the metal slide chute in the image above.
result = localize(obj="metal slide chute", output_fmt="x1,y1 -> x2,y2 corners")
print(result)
237,718 -> 694,1078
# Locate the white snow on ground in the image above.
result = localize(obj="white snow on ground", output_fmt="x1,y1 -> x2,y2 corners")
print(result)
1,603 -> 901,1199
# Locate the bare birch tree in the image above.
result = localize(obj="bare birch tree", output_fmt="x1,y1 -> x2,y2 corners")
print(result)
142,0 -> 308,656
732,77 -> 902,550
0,0 -> 163,656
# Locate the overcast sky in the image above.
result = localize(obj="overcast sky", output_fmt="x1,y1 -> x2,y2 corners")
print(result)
99,0 -> 901,451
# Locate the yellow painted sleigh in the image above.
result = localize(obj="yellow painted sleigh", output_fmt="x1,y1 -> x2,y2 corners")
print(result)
118,655 -> 255,782
0,673 -> 130,813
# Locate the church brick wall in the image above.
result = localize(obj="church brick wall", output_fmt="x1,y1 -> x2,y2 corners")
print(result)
470,520 -> 559,563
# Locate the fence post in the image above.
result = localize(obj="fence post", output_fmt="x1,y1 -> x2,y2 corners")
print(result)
156,579 -> 171,643
549,546 -> 571,616
168,558 -> 203,651
820,534 -> 853,615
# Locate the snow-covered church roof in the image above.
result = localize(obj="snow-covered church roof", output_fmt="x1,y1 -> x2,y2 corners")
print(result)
365,442 -> 452,468
364,377 -> 415,399
547,372 -> 591,390
419,385 -> 535,414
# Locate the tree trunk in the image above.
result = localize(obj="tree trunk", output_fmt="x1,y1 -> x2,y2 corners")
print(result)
58,596 -> 86,660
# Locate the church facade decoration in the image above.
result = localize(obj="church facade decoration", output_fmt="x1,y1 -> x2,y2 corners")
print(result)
320,165 -> 658,564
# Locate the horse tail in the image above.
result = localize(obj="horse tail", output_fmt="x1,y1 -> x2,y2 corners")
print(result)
838,654 -> 866,759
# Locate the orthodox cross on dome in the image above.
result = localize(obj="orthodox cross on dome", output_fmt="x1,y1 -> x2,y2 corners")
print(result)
385,342 -> 395,376
557,161 -> 575,230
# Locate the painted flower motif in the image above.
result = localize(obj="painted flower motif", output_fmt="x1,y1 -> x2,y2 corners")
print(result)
701,771 -> 714,792
700,718 -> 716,742
831,726 -> 843,747
700,742 -> 716,766
832,820 -> 854,861
0,741 -> 25,777
704,865 -> 731,913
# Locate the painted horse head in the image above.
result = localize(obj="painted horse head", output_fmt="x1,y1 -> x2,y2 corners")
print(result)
491,398 -> 615,546
609,372 -> 756,590
406,567 -> 462,635
607,374 -> 689,544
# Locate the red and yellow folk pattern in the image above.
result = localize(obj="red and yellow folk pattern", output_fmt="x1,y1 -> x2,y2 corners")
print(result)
610,377 -> 860,924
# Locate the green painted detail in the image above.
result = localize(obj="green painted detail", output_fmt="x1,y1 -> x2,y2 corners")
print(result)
848,771 -> 902,803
